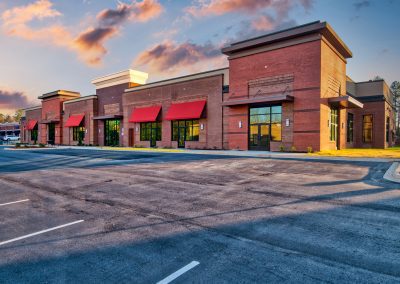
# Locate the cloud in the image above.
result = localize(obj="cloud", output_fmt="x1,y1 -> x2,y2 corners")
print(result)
134,40 -> 226,75
251,14 -> 275,31
1,0 -> 163,66
0,89 -> 32,112
1,0 -> 72,46
186,0 -> 312,17
354,0 -> 370,10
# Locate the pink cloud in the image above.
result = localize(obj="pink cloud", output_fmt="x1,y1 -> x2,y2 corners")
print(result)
1,0 -> 163,66
134,40 -> 226,75
251,14 -> 275,31
186,0 -> 274,16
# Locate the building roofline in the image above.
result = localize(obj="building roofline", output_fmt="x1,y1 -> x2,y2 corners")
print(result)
63,95 -> 97,105
354,79 -> 385,84
23,105 -> 42,112
221,20 -> 352,59
38,90 -> 80,100
124,67 -> 229,93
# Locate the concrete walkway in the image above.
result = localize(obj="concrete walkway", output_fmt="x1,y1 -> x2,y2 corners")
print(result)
7,145 -> 396,163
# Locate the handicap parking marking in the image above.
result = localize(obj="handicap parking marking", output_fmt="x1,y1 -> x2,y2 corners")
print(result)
157,261 -> 200,284
0,199 -> 30,207
0,220 -> 84,246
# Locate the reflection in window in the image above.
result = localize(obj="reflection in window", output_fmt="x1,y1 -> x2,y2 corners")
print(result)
73,126 -> 85,141
172,120 -> 199,141
347,113 -> 354,143
330,108 -> 338,142
363,115 -> 373,143
140,122 -> 161,141
249,105 -> 282,142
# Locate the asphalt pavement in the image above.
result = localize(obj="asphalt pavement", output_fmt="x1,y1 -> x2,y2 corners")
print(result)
0,148 -> 399,283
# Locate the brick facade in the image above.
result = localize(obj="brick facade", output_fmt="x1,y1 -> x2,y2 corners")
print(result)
123,74 -> 225,149
21,21 -> 395,151
63,97 -> 98,145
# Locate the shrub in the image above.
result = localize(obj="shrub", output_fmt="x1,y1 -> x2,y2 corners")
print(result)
307,146 -> 313,153
39,143 -> 45,148
15,143 -> 21,148
279,145 -> 285,152
290,146 -> 297,152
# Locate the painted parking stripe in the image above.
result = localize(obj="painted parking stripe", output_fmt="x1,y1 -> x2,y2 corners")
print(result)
157,261 -> 200,284
0,199 -> 30,207
0,220 -> 84,246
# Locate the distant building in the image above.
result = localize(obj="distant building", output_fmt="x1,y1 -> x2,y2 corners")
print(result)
0,122 -> 20,138
21,21 -> 396,150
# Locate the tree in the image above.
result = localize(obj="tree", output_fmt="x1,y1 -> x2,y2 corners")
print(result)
391,81 -> 400,136
0,113 -> 4,123
13,109 -> 23,122
373,75 -> 383,80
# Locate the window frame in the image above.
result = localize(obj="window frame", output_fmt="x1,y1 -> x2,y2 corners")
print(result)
72,126 -> 85,142
249,105 -> 282,142
347,113 -> 354,143
362,114 -> 373,143
330,108 -> 338,142
386,116 -> 390,143
140,122 -> 162,142
171,119 -> 199,142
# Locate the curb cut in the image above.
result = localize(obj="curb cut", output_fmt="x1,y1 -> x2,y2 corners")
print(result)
383,162 -> 400,183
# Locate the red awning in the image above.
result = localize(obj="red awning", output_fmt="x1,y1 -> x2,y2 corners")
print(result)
64,114 -> 85,127
129,105 -> 161,123
26,120 -> 38,130
165,100 -> 206,120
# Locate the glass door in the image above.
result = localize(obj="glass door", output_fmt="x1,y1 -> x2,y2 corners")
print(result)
105,119 -> 120,146
249,123 -> 270,150
178,127 -> 185,148
48,123 -> 55,145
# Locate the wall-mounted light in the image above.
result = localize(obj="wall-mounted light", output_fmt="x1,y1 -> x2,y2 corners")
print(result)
200,123 -> 204,130
86,129 -> 88,134
136,126 -> 139,132
285,118 -> 290,127
238,121 -> 242,128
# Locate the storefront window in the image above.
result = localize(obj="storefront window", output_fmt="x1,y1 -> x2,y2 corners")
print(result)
347,113 -> 354,143
140,122 -> 161,141
363,115 -> 373,143
330,108 -> 338,142
104,119 -> 120,146
73,126 -> 85,142
172,120 -> 199,142
30,125 -> 38,142
386,117 -> 390,143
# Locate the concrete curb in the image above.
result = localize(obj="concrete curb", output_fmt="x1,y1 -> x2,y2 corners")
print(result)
383,162 -> 400,183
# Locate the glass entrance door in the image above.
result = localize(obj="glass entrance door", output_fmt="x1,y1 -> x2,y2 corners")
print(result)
249,124 -> 270,150
249,106 -> 282,151
178,127 -> 185,148
48,123 -> 55,145
104,119 -> 120,146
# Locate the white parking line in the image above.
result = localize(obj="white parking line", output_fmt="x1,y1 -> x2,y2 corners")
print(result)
0,199 -> 30,207
157,261 -> 200,284
0,220 -> 84,246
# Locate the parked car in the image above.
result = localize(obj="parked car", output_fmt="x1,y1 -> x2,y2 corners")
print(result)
1,134 -> 20,142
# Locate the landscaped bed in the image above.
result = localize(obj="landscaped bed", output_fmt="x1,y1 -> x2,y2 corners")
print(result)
311,147 -> 400,158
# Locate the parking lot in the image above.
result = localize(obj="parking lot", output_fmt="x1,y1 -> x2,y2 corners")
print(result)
0,147 -> 399,283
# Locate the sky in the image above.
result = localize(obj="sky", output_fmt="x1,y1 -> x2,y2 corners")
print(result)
0,0 -> 399,114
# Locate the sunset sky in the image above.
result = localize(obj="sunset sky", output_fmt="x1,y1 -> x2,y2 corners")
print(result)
0,0 -> 399,114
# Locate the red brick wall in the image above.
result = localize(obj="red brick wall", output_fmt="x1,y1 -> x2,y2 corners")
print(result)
22,108 -> 41,143
225,40 -> 321,151
122,75 -> 224,149
320,38 -> 348,151
351,101 -> 395,148
96,83 -> 129,146
63,98 -> 98,145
